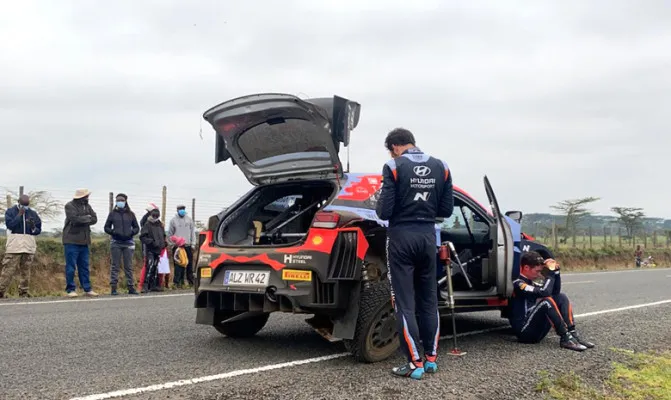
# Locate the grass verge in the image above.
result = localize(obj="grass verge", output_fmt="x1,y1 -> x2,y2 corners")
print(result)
0,238 -> 668,297
536,348 -> 671,400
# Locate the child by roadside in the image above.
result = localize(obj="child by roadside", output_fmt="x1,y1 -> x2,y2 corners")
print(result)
170,235 -> 189,288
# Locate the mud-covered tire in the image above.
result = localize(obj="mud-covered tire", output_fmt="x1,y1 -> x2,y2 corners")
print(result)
343,281 -> 399,363
213,312 -> 270,338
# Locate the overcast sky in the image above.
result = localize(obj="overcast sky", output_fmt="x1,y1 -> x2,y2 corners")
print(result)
1,0 -> 669,230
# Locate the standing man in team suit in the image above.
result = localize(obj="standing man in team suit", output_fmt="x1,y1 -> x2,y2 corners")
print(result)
376,128 -> 454,380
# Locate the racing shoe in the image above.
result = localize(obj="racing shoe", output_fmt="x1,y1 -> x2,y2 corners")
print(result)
424,355 -> 438,373
569,330 -> 595,349
391,362 -> 425,380
559,333 -> 587,352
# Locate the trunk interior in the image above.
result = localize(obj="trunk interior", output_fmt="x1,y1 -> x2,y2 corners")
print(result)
216,181 -> 337,247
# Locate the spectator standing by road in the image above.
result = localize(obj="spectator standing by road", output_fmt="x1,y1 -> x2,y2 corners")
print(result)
168,205 -> 196,287
62,189 -> 99,297
140,207 -> 166,293
635,245 -> 643,268
375,128 -> 454,380
170,235 -> 189,287
138,202 -> 159,290
103,193 -> 140,295
0,194 -> 42,298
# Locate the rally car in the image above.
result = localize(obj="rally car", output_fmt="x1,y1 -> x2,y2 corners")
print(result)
194,93 -> 554,363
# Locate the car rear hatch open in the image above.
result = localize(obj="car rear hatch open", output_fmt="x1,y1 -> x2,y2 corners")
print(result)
203,93 -> 361,186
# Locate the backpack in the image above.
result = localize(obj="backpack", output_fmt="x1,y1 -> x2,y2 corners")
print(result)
173,247 -> 188,267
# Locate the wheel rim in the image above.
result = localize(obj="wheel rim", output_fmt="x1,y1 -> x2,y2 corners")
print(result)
365,304 -> 399,359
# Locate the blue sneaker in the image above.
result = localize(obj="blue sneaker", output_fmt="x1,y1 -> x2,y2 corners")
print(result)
391,363 -> 424,380
425,355 -> 437,373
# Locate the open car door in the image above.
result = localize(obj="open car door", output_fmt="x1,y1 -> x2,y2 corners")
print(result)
483,175 -> 515,297
203,93 -> 361,186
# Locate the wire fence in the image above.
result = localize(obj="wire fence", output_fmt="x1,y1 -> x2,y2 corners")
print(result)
0,183 -> 235,235
525,222 -> 671,249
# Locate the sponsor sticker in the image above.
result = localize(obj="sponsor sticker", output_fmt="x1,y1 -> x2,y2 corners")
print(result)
281,269 -> 313,282
283,254 -> 313,264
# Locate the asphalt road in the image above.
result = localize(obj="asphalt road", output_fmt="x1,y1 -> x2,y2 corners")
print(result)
1,267 -> 670,400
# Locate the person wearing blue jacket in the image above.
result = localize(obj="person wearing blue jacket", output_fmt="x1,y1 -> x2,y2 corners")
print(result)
0,194 -> 42,298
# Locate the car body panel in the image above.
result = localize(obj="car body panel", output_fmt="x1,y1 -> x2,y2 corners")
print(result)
202,93 -> 360,185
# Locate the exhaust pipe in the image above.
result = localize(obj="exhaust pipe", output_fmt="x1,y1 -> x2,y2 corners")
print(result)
266,286 -> 278,303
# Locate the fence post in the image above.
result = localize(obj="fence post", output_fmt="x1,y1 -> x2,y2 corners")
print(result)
589,226 -> 592,248
618,226 -> 622,247
161,186 -> 167,225
603,226 -> 607,248
19,186 -> 24,197
109,192 -> 114,213
643,233 -> 647,248
653,231 -> 657,248
191,198 -> 196,224
552,221 -> 558,249
6,194 -> 11,208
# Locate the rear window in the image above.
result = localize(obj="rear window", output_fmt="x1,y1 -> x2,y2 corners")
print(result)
237,118 -> 332,164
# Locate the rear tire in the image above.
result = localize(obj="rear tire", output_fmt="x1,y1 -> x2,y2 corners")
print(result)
344,280 -> 399,363
213,312 -> 270,338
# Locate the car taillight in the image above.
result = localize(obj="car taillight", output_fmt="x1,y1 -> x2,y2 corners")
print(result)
311,211 -> 340,229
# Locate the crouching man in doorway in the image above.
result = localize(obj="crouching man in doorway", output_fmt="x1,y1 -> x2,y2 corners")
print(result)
509,251 -> 595,352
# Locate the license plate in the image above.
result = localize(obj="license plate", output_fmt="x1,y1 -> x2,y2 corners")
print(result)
224,270 -> 270,286
282,269 -> 312,282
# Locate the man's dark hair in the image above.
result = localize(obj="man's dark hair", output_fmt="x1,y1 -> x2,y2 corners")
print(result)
384,128 -> 416,151
521,251 -> 545,267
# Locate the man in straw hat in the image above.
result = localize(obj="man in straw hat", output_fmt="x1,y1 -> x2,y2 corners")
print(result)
62,188 -> 99,297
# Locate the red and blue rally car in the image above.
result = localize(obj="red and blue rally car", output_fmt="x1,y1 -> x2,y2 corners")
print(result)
194,93 -> 554,362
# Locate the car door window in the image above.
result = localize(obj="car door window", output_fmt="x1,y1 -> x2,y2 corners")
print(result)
440,204 -> 489,234
461,207 -> 489,232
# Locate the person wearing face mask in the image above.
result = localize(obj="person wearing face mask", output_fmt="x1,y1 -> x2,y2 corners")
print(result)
62,189 -> 99,297
103,193 -> 140,295
140,208 -> 167,293
168,204 -> 196,287
0,194 -> 42,298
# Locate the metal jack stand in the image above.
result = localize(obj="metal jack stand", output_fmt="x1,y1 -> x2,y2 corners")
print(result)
438,241 -> 468,357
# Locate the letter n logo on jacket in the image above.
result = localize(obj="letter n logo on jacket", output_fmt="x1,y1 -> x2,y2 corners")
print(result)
414,192 -> 430,201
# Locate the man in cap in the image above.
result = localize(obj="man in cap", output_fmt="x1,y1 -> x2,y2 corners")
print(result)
168,204 -> 196,287
62,188 -> 99,297
0,194 -> 42,298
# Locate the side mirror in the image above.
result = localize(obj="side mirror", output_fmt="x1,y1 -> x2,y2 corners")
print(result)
505,210 -> 523,223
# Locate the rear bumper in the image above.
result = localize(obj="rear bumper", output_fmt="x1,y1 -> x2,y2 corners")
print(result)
194,264 -> 359,321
